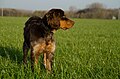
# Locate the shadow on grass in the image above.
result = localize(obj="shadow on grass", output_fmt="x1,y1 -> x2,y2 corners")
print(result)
0,45 -> 46,71
0,46 -> 23,64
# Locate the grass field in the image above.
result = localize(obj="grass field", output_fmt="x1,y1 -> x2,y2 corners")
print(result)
0,17 -> 120,79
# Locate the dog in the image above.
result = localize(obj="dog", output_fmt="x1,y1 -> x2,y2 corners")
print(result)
23,9 -> 74,72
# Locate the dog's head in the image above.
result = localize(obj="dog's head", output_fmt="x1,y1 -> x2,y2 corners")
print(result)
42,9 -> 74,30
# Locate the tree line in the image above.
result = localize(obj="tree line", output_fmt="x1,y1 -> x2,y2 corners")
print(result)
0,8 -> 33,17
0,3 -> 120,19
75,3 -> 119,19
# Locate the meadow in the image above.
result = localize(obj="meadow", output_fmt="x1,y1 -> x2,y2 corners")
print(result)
0,17 -> 120,79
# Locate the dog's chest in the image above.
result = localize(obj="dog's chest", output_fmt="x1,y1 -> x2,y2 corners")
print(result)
45,40 -> 55,53
32,35 -> 55,54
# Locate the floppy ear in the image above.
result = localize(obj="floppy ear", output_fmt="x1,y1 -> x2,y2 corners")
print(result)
45,13 -> 60,29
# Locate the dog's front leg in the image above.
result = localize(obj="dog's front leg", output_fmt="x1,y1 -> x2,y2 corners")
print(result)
46,52 -> 54,72
44,41 -> 55,72
44,53 -> 47,68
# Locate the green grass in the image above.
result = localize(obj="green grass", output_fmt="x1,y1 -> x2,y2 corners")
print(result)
0,17 -> 120,79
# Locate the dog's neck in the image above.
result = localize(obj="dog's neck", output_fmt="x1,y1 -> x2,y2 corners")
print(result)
42,18 -> 57,34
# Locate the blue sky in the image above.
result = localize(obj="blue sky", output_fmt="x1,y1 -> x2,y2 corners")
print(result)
0,0 -> 120,10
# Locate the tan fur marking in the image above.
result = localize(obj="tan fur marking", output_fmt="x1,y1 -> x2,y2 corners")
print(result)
45,41 -> 55,53
33,43 -> 45,53
33,43 -> 46,64
60,19 -> 74,29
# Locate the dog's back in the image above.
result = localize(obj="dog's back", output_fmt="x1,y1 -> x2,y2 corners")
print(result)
24,16 -> 50,48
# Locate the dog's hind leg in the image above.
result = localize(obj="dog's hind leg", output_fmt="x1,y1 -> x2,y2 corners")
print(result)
30,47 -> 35,72
23,41 -> 29,65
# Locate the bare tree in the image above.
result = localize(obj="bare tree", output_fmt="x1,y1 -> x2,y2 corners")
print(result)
85,2 -> 105,19
67,6 -> 77,18
87,2 -> 105,9
69,6 -> 77,12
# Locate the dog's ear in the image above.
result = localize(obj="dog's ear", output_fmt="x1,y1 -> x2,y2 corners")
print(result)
43,12 -> 60,29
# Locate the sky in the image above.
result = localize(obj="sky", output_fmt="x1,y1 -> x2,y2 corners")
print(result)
0,0 -> 120,11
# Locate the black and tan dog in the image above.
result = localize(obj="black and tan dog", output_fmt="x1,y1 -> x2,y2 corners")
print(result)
23,9 -> 74,72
